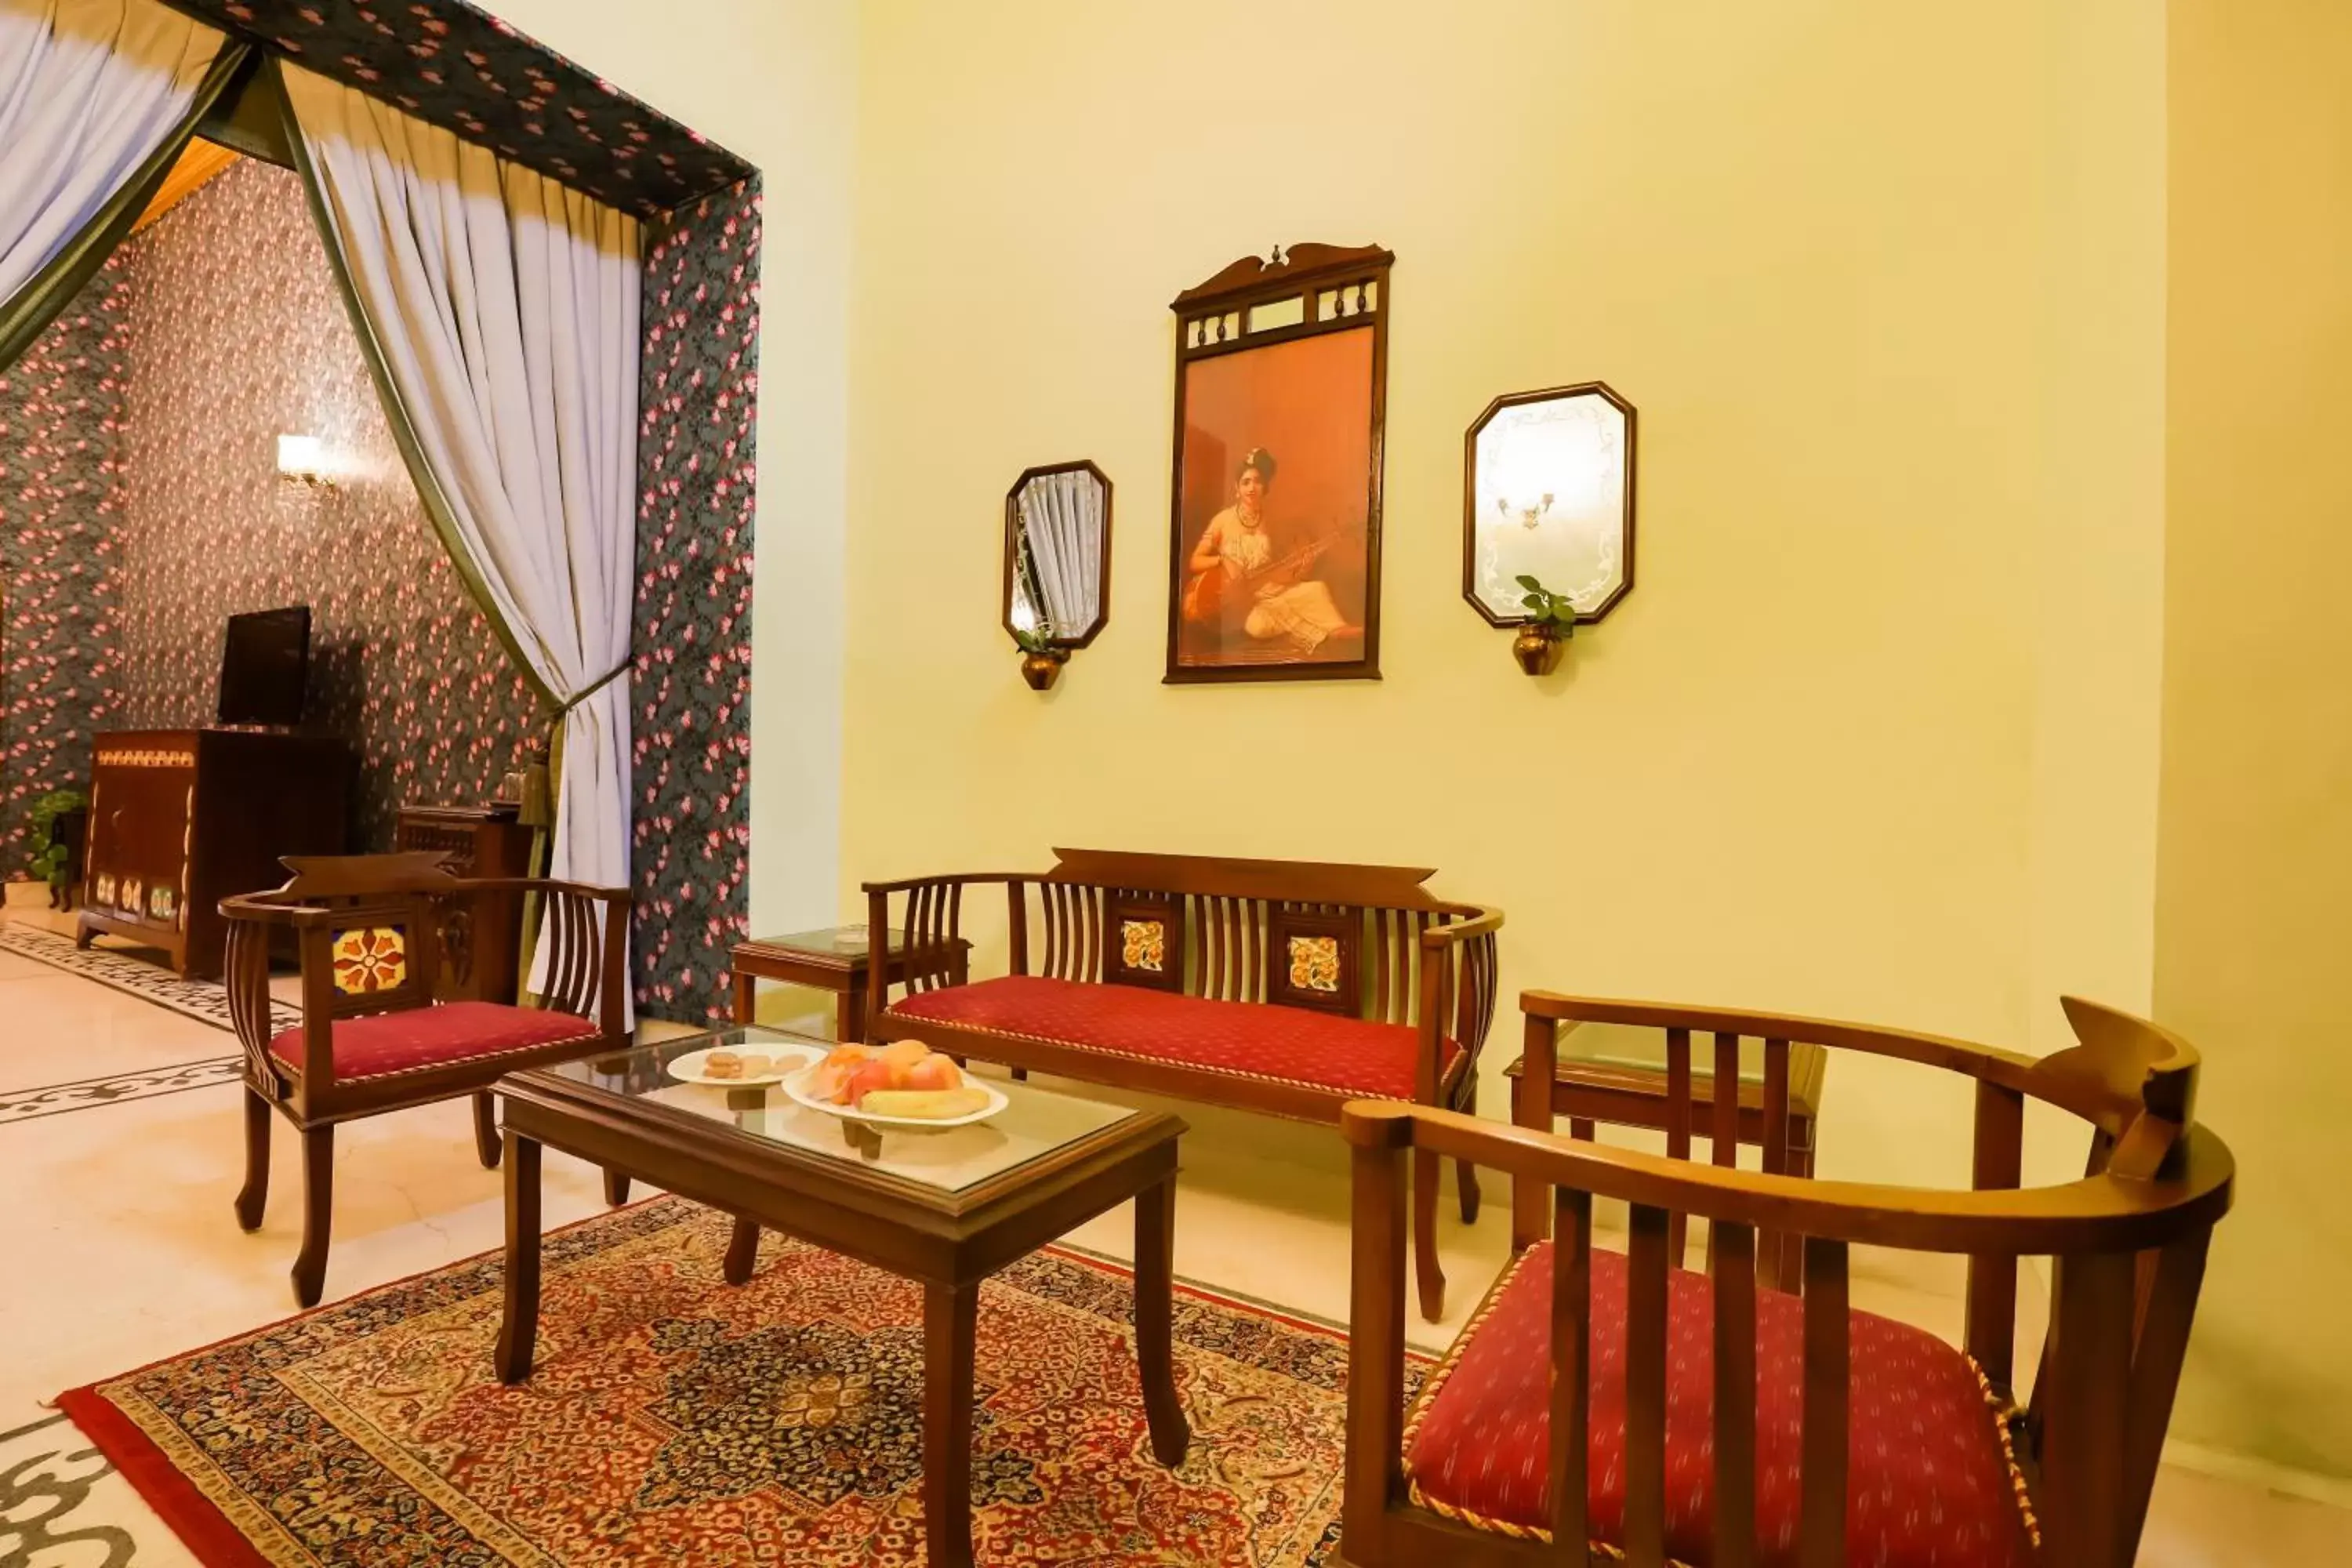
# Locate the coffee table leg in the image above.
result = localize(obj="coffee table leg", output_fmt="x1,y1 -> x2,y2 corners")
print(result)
495,1131 -> 542,1384
724,1217 -> 761,1284
923,1280 -> 978,1568
1135,1176 -> 1191,1466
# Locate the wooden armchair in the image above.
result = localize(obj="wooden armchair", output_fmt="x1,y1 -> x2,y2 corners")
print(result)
220,851 -> 630,1306
1338,994 -> 2234,1568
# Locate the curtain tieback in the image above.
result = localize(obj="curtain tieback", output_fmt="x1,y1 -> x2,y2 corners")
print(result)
551,655 -> 633,717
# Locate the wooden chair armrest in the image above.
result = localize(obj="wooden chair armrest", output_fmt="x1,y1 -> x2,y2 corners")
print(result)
1417,904 -> 1504,946
452,877 -> 628,903
858,872 -> 1025,895
1343,1101 -> 2234,1256
216,892 -> 341,929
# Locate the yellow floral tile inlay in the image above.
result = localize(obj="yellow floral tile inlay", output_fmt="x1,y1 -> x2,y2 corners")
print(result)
332,926 -> 408,994
1120,919 -> 1167,973
1288,935 -> 1341,993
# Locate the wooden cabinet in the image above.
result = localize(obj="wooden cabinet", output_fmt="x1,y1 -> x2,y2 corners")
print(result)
394,803 -> 532,1004
77,729 -> 350,978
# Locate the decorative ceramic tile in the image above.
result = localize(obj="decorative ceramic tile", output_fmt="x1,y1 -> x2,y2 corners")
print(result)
169,1 -> 751,217
1121,919 -> 1167,973
1288,935 -> 1341,993
330,925 -> 406,994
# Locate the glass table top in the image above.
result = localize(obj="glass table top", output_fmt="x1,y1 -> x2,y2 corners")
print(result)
753,925 -> 885,956
1557,1020 -> 1770,1085
542,1025 -> 1140,1196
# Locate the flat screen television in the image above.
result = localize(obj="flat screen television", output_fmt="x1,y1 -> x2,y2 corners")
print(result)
217,606 -> 311,727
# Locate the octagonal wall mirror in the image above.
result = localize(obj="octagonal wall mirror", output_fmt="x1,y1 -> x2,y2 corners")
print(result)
1004,460 -> 1112,688
1463,382 -> 1636,628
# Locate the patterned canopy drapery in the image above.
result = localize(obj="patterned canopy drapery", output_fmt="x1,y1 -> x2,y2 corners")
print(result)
0,0 -> 246,372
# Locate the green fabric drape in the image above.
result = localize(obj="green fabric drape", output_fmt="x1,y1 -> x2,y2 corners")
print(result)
0,42 -> 253,373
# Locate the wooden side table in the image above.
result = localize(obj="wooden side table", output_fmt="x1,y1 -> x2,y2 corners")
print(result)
731,927 -> 971,1041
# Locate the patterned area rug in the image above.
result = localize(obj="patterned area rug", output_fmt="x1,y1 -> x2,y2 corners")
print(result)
0,922 -> 299,1036
64,1198 -> 1417,1566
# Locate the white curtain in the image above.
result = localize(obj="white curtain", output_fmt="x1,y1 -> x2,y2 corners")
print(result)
1018,469 -> 1105,639
0,0 -> 226,299
280,63 -> 641,1018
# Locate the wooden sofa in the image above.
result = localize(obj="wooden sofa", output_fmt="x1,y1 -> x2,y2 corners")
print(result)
864,848 -> 1501,1320
1336,993 -> 2234,1568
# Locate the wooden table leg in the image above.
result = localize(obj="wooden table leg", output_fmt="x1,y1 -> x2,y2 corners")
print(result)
733,969 -> 757,1025
495,1131 -> 543,1384
604,1168 -> 630,1205
724,1217 -> 761,1284
1134,1177 -> 1191,1467
923,1280 -> 979,1568
837,986 -> 866,1044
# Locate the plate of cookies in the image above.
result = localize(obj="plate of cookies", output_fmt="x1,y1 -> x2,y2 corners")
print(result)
666,1040 -> 824,1087
782,1039 -> 1008,1129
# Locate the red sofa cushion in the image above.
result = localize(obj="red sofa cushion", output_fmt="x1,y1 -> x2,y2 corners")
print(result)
269,1001 -> 600,1083
1404,1243 -> 2034,1567
884,975 -> 1463,1101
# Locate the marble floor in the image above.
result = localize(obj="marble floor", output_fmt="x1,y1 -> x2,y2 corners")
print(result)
0,909 -> 2345,1564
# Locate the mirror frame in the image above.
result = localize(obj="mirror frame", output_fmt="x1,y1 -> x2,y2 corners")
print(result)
1460,380 -> 1638,628
1002,459 -> 1114,649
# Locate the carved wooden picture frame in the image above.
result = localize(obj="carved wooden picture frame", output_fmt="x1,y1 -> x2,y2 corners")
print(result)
1165,242 -> 1392,684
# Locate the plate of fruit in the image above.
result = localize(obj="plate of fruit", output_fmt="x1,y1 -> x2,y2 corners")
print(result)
667,1041 -> 825,1087
783,1040 -> 1007,1128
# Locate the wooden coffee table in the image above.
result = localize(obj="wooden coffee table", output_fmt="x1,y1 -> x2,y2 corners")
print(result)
494,1026 -> 1189,1568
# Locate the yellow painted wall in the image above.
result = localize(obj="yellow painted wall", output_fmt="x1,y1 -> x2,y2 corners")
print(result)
843,0 -> 2167,1192
480,0 -> 859,938
2158,0 -> 2352,1481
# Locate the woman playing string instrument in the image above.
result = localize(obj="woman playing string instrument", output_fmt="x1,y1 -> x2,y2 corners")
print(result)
1182,447 -> 1352,653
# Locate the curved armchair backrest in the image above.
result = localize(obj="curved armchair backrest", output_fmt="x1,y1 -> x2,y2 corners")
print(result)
218,851 -> 632,1103
1341,994 -> 2234,1568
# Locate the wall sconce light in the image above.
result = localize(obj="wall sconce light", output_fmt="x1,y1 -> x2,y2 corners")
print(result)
276,434 -> 337,488
1463,382 -> 1638,676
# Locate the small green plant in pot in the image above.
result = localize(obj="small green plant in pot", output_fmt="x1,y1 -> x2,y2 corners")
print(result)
1011,622 -> 1069,690
1512,575 -> 1578,675
26,788 -> 87,899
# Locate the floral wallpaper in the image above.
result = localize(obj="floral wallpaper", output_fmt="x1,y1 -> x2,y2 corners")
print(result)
630,176 -> 760,1021
0,267 -> 130,876
111,158 -> 540,853
171,0 -> 752,218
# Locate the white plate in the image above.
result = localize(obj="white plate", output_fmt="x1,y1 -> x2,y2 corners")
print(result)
779,1064 -> 1010,1130
666,1042 -> 825,1087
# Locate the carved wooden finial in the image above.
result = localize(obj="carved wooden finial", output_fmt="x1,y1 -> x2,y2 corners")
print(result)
1269,244 -> 1287,267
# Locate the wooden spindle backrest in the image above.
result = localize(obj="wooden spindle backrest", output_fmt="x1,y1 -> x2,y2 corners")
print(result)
1381,993 -> 2236,1568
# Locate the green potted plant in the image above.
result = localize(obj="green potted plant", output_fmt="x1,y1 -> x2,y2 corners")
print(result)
1011,621 -> 1069,691
1511,575 -> 1578,675
26,788 -> 87,906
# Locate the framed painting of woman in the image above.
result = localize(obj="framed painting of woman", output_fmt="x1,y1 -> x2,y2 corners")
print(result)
1165,243 -> 1391,683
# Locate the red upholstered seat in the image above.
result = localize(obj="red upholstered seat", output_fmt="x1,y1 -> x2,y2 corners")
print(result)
268,1001 -> 600,1083
1404,1243 -> 2034,1568
884,975 -> 1462,1100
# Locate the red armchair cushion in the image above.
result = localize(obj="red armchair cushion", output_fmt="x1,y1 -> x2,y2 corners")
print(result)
1403,1243 -> 2033,1567
268,1001 -> 601,1083
884,975 -> 1463,1101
